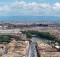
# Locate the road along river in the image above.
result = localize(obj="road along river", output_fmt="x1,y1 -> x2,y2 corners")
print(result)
28,37 -> 51,57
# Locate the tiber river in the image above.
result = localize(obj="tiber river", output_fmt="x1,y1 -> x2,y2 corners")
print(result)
31,36 -> 51,44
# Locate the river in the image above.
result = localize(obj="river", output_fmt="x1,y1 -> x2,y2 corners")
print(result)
30,37 -> 51,43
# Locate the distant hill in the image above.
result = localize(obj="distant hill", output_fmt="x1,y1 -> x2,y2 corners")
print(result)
0,16 -> 60,22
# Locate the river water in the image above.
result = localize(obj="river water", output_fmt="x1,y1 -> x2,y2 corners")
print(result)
31,37 -> 50,43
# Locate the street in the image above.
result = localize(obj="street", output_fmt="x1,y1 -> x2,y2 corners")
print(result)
28,42 -> 37,57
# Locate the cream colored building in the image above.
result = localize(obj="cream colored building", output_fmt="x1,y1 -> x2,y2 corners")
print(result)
1,40 -> 29,57
37,41 -> 60,57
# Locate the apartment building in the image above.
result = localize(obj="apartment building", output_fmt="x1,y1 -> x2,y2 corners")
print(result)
0,39 -> 29,57
36,41 -> 60,57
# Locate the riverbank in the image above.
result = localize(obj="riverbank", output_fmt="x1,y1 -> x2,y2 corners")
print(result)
26,30 -> 60,44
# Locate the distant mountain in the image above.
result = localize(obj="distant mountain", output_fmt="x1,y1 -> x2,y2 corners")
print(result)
0,16 -> 60,22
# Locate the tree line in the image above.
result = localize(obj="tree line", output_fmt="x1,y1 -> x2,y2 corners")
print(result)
26,30 -> 60,44
0,35 -> 12,43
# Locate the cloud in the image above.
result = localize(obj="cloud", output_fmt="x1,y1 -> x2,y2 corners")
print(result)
0,1 -> 60,16
53,3 -> 60,10
10,1 -> 51,14
0,5 -> 11,12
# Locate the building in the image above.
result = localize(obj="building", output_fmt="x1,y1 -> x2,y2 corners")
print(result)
1,40 -> 29,57
36,41 -> 60,57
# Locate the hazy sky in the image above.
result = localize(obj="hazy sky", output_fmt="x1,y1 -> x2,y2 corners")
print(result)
0,0 -> 60,16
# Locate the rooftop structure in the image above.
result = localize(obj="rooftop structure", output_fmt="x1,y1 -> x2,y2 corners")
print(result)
36,41 -> 60,57
0,40 -> 29,57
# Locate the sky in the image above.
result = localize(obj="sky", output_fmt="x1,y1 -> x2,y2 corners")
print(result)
0,0 -> 60,16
